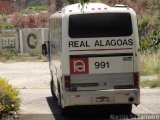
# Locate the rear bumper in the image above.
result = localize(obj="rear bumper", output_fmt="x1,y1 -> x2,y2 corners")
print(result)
63,89 -> 140,108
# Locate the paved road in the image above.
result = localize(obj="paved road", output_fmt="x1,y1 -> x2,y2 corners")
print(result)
0,62 -> 160,120
19,88 -> 160,120
0,62 -> 50,89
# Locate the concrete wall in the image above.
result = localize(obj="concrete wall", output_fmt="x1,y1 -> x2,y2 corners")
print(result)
0,30 -> 19,52
22,29 -> 42,55
0,28 -> 48,56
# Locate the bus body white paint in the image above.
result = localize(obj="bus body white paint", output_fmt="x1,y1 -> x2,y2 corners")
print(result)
47,3 -> 140,112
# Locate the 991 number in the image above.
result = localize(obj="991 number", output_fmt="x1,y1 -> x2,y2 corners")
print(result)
95,62 -> 109,69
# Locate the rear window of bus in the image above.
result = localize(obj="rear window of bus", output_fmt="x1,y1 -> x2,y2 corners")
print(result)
69,13 -> 133,38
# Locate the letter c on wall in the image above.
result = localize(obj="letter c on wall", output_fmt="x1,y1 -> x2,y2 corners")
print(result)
27,33 -> 38,49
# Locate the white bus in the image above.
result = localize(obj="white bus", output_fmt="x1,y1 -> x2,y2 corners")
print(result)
43,3 -> 140,114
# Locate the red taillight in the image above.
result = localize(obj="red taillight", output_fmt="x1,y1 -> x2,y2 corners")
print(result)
64,76 -> 70,90
134,72 -> 140,88
124,93 -> 130,96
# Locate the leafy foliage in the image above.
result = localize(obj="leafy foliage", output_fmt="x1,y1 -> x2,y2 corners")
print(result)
141,52 -> 160,75
0,0 -> 159,50
0,14 -> 14,29
80,0 -> 89,5
0,78 -> 20,115
0,52 -> 48,62
10,12 -> 50,28
21,5 -> 48,14
141,80 -> 160,88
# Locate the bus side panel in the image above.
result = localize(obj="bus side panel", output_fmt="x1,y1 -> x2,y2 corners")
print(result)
49,16 -> 63,99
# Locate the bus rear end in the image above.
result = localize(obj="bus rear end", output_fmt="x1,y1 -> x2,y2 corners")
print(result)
61,4 -> 140,113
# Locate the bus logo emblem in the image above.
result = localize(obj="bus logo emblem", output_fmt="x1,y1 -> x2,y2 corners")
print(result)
70,58 -> 89,74
74,60 -> 85,72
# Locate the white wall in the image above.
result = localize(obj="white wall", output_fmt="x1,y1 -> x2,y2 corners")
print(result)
0,28 -> 48,55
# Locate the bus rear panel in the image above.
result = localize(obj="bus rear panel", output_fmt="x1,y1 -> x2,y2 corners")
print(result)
49,3 -> 140,113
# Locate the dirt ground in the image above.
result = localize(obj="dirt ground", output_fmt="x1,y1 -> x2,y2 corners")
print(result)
0,62 -> 160,118
0,62 -> 51,89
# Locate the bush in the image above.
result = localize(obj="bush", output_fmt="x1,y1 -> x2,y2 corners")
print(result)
0,52 -> 48,62
0,14 -> 15,29
11,12 -> 50,28
0,51 -> 20,62
141,52 -> 160,75
21,5 -> 48,14
141,80 -> 160,88
0,78 -> 20,116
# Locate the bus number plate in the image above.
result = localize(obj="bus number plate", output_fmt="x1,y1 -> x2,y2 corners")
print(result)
95,61 -> 109,69
96,96 -> 109,102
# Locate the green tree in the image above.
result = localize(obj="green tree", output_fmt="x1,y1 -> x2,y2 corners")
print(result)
68,0 -> 79,4
68,0 -> 89,4
80,0 -> 89,4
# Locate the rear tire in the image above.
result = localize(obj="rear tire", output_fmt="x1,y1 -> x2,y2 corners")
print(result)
57,83 -> 71,116
50,79 -> 57,100
124,104 -> 132,114
60,107 -> 70,116
118,104 -> 132,114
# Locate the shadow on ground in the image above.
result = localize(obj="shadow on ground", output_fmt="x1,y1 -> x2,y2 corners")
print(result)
46,96 -> 138,120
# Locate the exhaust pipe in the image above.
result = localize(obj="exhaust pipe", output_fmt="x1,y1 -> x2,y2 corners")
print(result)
129,97 -> 134,102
